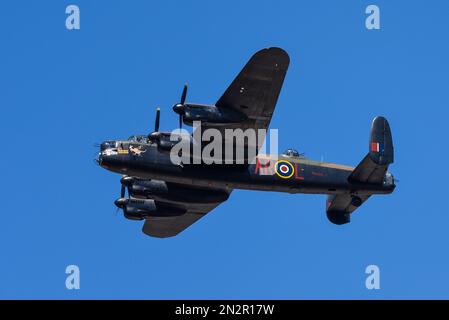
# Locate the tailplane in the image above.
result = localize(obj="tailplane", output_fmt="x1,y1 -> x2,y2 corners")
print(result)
326,116 -> 395,225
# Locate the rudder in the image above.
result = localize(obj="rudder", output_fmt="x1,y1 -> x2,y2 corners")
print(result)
369,116 -> 394,166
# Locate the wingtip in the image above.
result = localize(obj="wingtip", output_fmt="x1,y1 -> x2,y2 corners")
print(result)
266,46 -> 288,54
252,47 -> 290,69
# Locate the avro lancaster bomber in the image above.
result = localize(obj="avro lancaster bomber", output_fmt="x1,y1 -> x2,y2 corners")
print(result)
97,47 -> 395,238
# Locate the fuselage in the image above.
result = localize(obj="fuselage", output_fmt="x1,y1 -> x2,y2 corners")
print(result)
98,140 -> 395,196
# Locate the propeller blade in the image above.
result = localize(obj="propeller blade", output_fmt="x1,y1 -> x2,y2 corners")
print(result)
120,184 -> 125,198
154,107 -> 160,132
180,83 -> 188,105
172,83 -> 188,128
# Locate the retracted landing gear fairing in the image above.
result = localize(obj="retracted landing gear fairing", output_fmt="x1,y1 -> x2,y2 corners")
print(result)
97,47 -> 395,238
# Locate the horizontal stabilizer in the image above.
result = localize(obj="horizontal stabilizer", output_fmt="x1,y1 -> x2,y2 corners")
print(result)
326,194 -> 370,225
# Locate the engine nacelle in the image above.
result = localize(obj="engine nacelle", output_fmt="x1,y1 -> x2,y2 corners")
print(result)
120,198 -> 187,221
129,180 -> 230,204
122,199 -> 157,220
124,209 -> 148,221
182,104 -> 246,126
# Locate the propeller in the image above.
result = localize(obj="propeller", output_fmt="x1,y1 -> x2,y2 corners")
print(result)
148,107 -> 162,141
154,107 -> 160,132
121,176 -> 133,197
173,83 -> 188,130
115,176 -> 134,210
114,198 -> 126,212
120,184 -> 126,198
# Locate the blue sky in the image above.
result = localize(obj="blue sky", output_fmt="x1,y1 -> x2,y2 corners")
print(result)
1,1 -> 448,299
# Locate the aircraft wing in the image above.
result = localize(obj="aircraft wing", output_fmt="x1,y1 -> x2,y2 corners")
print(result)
141,185 -> 231,238
215,47 -> 290,133
194,47 -> 289,150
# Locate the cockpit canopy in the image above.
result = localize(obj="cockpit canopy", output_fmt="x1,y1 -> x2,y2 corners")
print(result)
128,135 -> 148,143
282,148 -> 304,158
100,140 -> 117,151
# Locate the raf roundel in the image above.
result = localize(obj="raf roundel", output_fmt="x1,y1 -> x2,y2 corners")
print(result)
274,160 -> 295,179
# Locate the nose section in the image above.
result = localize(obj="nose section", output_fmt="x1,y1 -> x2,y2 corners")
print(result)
95,153 -> 103,166
97,140 -> 120,169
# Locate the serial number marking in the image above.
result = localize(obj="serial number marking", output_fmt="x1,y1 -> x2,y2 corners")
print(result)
219,304 -> 275,315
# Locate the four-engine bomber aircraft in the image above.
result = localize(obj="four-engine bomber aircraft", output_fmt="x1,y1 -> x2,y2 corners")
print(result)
97,47 -> 395,238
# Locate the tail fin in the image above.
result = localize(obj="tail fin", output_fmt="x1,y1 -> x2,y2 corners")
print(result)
369,116 -> 394,165
349,116 -> 394,184
326,116 -> 395,225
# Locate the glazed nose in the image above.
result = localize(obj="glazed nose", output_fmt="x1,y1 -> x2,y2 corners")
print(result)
100,141 -> 117,151
96,153 -> 103,165
100,142 -> 108,151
